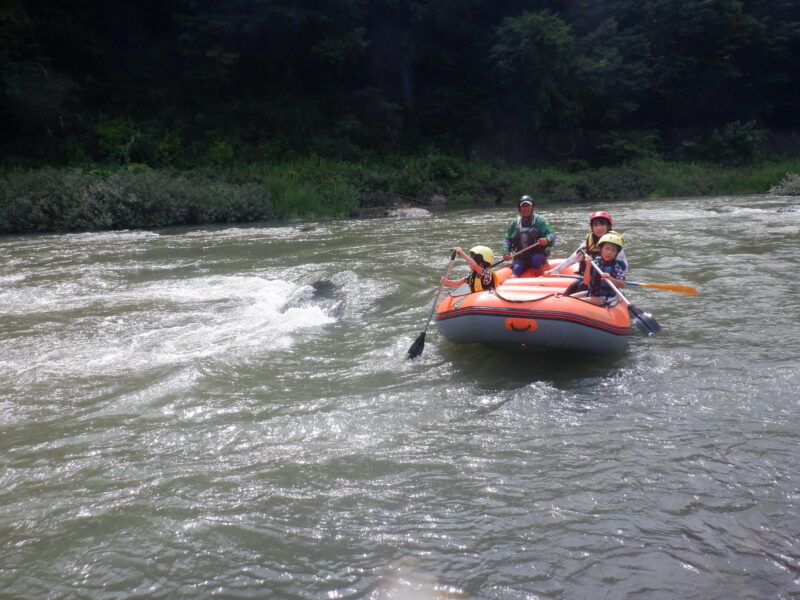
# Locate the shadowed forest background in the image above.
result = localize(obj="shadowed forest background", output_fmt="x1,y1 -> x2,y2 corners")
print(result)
2,0 -> 800,232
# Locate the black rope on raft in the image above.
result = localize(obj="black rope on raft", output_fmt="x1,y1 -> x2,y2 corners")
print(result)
490,289 -> 558,304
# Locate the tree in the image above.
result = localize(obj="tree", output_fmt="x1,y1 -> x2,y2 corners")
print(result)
489,10 -> 582,134
575,15 -> 653,128
0,2 -> 79,142
629,0 -> 769,128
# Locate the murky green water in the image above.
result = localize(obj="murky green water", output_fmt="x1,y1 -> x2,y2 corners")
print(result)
1,195 -> 798,599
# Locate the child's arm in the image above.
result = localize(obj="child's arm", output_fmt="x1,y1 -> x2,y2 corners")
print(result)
607,263 -> 626,288
547,244 -> 585,274
452,247 -> 483,275
603,274 -> 626,288
582,254 -> 593,286
594,262 -> 626,288
442,276 -> 467,287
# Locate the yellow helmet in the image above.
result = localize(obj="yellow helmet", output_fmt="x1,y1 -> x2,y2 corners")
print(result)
468,245 -> 494,265
597,232 -> 624,249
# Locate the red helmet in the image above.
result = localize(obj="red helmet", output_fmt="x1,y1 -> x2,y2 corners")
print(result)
589,211 -> 613,228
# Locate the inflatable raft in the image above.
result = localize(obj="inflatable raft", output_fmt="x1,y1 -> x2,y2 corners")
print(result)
435,261 -> 633,353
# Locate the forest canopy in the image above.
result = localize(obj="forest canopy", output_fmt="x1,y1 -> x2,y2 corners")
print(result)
2,0 -> 799,168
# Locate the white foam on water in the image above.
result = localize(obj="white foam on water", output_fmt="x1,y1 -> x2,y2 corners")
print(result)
103,275 -> 335,369
2,275 -> 335,382
180,224 -> 329,242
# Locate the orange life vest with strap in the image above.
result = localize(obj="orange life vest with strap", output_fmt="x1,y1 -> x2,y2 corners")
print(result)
577,232 -> 602,275
467,269 -> 498,292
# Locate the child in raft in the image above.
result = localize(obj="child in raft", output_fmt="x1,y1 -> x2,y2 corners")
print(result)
546,210 -> 627,296
442,245 -> 499,292
572,232 -> 627,305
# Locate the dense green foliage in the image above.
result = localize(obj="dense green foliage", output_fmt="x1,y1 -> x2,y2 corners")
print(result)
2,0 -> 799,166
3,157 -> 799,234
2,1 -> 800,234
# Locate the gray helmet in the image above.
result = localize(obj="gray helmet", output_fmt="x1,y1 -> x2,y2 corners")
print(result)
518,195 -> 534,208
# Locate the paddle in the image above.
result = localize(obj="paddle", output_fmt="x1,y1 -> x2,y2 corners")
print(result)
407,251 -> 458,359
552,274 -> 697,296
489,240 -> 545,268
628,281 -> 697,295
588,260 -> 661,336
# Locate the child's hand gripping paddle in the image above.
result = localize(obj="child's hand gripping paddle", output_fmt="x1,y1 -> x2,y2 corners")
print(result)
588,260 -> 662,336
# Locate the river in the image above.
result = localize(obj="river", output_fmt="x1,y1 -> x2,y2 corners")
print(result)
1,194 -> 798,599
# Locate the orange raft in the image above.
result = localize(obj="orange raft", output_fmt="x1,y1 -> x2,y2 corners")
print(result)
435,260 -> 633,354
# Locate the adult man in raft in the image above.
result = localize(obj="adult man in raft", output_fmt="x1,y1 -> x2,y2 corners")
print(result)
502,195 -> 557,278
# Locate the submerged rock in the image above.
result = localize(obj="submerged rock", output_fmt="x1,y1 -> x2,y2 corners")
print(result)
777,204 -> 800,213
311,279 -> 336,298
309,279 -> 345,318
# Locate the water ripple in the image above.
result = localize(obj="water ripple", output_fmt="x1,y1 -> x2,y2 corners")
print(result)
1,197 -> 799,599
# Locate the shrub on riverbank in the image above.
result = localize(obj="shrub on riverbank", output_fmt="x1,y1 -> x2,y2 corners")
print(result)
2,156 -> 800,234
0,164 -> 359,233
769,173 -> 800,195
0,168 -> 275,233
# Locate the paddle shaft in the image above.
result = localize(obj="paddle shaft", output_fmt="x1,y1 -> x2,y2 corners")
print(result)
490,240 -> 546,268
407,251 -> 458,359
552,273 -> 696,295
421,251 -> 457,332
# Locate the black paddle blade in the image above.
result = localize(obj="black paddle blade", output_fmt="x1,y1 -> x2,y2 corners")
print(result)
629,305 -> 661,336
407,331 -> 426,359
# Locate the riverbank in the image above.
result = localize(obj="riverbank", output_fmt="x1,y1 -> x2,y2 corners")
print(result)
2,155 -> 799,234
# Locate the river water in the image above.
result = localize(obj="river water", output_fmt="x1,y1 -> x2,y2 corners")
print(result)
1,194 -> 798,599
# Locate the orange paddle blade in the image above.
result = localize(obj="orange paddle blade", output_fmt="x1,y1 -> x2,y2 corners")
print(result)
637,282 -> 697,295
